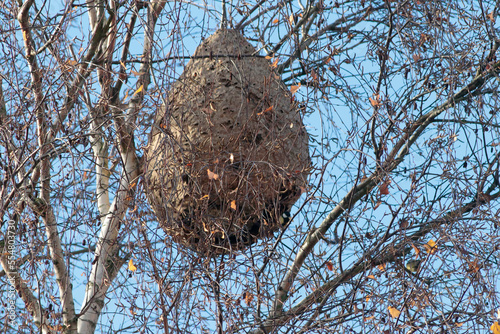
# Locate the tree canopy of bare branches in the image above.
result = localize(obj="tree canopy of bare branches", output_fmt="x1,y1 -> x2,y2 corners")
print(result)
1,0 -> 500,333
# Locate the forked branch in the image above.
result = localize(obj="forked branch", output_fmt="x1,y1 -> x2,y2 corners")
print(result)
255,55 -> 500,334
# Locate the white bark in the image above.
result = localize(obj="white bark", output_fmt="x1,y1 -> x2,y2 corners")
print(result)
89,129 -> 111,221
77,2 -> 166,332
77,148 -> 139,333
17,0 -> 77,332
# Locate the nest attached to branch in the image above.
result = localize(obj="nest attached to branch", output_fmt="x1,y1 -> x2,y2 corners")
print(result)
145,29 -> 310,255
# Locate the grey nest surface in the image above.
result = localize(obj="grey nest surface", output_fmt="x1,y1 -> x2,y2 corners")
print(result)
145,29 -> 311,255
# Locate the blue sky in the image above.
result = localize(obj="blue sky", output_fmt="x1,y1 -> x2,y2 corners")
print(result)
2,0 -> 500,332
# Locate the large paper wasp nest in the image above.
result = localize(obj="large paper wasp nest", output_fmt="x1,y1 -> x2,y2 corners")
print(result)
145,29 -> 310,254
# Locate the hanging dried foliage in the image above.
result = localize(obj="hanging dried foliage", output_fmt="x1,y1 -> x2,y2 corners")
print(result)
145,29 -> 310,255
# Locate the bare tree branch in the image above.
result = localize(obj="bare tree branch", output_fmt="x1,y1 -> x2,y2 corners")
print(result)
257,56 -> 500,334
16,1 -> 77,332
77,1 -> 166,332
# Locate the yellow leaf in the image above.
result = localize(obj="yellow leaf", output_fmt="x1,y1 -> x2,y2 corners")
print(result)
271,57 -> 279,68
411,243 -> 420,257
120,60 -> 127,70
128,259 -> 137,272
257,105 -> 273,116
369,93 -> 381,107
133,84 -> 143,96
388,306 -> 401,318
487,12 -> 495,23
290,83 -> 301,95
424,239 -> 437,254
265,55 -> 273,59
207,169 -> 219,180
272,18 -> 279,24
467,259 -> 481,273
367,274 -> 376,280
243,291 -> 253,305
200,194 -> 209,200
230,200 -> 237,210
66,60 -> 78,66
377,263 -> 386,272
491,321 -> 500,334
288,14 -> 294,25
364,315 -> 375,321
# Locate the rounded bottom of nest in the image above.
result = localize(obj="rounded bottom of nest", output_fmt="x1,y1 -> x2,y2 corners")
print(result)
160,207 -> 291,255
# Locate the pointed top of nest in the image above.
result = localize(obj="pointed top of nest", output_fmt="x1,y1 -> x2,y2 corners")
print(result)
196,29 -> 255,57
